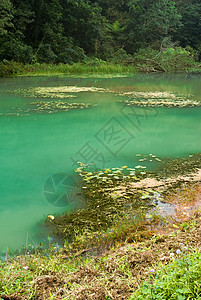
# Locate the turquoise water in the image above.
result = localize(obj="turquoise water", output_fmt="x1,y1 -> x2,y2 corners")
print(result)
0,74 -> 201,253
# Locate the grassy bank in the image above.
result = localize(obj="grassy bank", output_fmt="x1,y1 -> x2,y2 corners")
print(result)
0,61 -> 136,77
1,154 -> 201,299
1,213 -> 201,299
1,47 -> 201,77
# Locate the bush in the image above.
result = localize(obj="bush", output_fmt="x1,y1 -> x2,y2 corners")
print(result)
57,46 -> 86,64
36,44 -> 57,63
160,47 -> 196,72
0,61 -> 24,76
110,48 -> 133,64
134,46 -> 197,72
0,38 -> 34,63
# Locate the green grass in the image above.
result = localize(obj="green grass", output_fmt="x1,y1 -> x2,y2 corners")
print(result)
0,246 -> 133,299
1,236 -> 201,299
130,247 -> 201,299
1,47 -> 201,77
0,61 -> 136,77
0,249 -> 77,297
1,216 -> 201,299
0,206 -> 151,298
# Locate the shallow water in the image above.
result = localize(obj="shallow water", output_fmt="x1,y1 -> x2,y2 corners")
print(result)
0,74 -> 201,253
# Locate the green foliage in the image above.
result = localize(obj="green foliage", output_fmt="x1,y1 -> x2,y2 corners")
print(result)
57,46 -> 86,64
0,60 -> 135,76
0,60 -> 23,76
130,248 -> 201,299
126,0 -> 182,52
0,0 -> 200,69
174,0 -> 201,57
0,38 -> 33,63
110,48 -> 133,64
36,44 -> 57,63
134,46 -> 196,72
0,0 -> 13,36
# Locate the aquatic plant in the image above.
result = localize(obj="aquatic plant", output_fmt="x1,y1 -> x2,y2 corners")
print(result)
29,100 -> 91,114
46,162 -> 164,250
119,91 -> 200,108
9,86 -> 107,99
0,100 -> 93,116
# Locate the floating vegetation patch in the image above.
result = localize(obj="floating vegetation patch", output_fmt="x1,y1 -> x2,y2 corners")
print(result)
0,100 -> 93,116
119,91 -> 200,107
29,100 -> 92,114
8,86 -> 107,99
136,153 -> 161,163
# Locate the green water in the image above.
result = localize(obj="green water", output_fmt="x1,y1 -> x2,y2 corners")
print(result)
0,74 -> 201,254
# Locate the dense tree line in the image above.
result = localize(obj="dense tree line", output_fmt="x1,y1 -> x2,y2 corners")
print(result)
0,0 -> 201,63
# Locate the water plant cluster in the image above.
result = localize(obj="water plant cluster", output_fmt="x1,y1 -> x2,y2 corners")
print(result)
8,86 -> 106,99
48,153 -> 201,245
3,85 -> 107,116
120,91 -> 200,108
0,101 -> 92,117
76,163 -> 147,184
47,162 -> 164,248
29,101 -> 91,114
136,153 -> 162,163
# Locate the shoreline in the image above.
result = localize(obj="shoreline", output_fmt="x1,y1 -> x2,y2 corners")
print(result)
32,153 -> 201,257
0,154 -> 201,299
1,61 -> 201,78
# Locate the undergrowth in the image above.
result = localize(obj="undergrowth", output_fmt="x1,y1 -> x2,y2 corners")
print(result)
1,47 -> 201,77
131,247 -> 201,299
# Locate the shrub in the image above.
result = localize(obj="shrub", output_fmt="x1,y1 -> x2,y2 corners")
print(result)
110,48 -> 133,64
36,44 -> 57,63
57,46 -> 86,64
134,46 -> 197,72
0,61 -> 23,76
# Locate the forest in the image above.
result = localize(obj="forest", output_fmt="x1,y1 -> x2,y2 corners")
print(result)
0,0 -> 201,65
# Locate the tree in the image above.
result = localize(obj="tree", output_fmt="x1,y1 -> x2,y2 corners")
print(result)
0,0 -> 13,37
0,0 -> 200,63
126,0 -> 182,52
174,0 -> 201,55
26,0 -> 66,62
60,0 -> 104,55
0,0 -> 34,62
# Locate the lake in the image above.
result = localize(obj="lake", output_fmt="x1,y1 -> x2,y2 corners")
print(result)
0,73 -> 201,254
